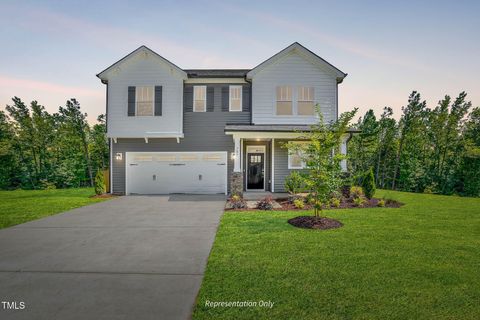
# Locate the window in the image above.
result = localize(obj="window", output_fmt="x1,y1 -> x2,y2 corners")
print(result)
136,86 -> 154,116
193,86 -> 206,112
229,86 -> 242,111
288,142 -> 307,169
276,86 -> 292,115
298,87 -> 315,115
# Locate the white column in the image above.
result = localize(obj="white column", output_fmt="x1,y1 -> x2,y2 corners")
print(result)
233,137 -> 241,172
340,135 -> 348,172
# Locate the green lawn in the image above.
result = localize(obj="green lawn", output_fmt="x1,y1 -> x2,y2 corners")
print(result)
0,188 -> 110,229
193,190 -> 480,320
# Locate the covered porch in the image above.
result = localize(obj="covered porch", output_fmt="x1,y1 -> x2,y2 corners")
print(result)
225,124 -> 350,195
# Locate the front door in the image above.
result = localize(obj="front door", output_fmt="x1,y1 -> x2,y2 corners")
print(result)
247,153 -> 264,190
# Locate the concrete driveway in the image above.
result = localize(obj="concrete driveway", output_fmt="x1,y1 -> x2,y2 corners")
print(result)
0,195 -> 225,320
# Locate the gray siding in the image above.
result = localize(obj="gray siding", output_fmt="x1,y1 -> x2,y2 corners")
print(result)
243,141 -> 271,191
273,139 -> 294,192
112,111 -> 250,194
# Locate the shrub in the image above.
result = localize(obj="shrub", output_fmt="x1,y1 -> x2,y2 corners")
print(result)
362,168 -> 376,199
288,194 -> 303,204
330,197 -> 341,208
350,186 -> 364,199
229,195 -> 247,209
39,180 -> 56,190
293,198 -> 305,209
306,193 -> 316,204
284,171 -> 306,194
377,199 -> 385,207
94,170 -> 106,195
353,197 -> 366,207
257,196 -> 274,210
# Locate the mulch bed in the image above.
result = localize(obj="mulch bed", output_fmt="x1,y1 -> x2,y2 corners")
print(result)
288,216 -> 343,230
277,197 -> 402,210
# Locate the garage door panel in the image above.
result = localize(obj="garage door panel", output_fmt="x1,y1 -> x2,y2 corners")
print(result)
126,152 -> 227,195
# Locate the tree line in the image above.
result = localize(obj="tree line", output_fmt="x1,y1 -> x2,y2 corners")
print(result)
349,91 -> 480,197
0,97 -> 108,190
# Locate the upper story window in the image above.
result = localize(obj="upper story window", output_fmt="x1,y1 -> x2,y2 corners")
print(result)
276,86 -> 292,115
193,86 -> 206,112
288,141 -> 307,169
136,86 -> 154,116
298,86 -> 315,115
229,86 -> 242,111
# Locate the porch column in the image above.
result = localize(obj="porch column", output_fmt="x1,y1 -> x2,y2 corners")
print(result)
233,137 -> 241,172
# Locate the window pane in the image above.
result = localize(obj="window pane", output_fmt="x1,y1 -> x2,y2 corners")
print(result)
298,101 -> 315,115
194,86 -> 206,112
290,154 -> 302,167
230,86 -> 242,111
136,86 -> 154,116
276,101 -> 292,115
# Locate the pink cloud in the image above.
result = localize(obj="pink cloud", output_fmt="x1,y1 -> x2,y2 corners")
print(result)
0,75 -> 102,97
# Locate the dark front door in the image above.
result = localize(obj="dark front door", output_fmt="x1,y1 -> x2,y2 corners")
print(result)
247,153 -> 264,190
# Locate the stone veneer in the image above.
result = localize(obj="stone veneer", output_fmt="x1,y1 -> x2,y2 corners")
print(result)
230,172 -> 244,196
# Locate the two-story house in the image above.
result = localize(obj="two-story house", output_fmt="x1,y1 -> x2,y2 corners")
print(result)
97,42 -> 350,195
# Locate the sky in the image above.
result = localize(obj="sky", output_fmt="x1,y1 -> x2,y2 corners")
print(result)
0,0 -> 479,123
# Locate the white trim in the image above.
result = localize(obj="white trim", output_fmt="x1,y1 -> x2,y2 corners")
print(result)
125,152 -> 128,195
185,78 -> 247,84
108,133 -> 184,139
271,138 -> 275,192
226,131 -> 304,139
246,145 -> 266,191
240,139 -> 244,171
109,138 -> 113,194
229,85 -> 243,112
193,85 -> 207,112
125,151 -> 228,195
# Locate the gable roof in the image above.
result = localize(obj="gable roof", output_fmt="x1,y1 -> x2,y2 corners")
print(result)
246,42 -> 347,83
184,69 -> 250,78
96,45 -> 187,81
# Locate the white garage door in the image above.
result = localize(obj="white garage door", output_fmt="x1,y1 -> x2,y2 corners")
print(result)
126,152 -> 227,195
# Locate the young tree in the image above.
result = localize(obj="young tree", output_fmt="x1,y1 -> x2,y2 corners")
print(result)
285,106 -> 357,218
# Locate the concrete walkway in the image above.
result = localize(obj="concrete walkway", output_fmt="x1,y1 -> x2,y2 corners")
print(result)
0,195 -> 225,320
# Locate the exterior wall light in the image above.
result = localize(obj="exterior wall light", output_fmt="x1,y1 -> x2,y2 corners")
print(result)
115,153 -> 123,160
231,152 -> 237,160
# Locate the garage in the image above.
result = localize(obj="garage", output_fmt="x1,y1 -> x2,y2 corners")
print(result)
125,152 -> 227,195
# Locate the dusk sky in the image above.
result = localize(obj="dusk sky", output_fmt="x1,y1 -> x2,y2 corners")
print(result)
1,0 -> 478,123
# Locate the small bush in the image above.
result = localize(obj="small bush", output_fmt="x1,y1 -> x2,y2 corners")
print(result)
377,199 -> 385,207
306,193 -> 316,204
288,194 -> 303,204
257,196 -> 274,210
284,171 -> 306,194
350,186 -> 364,199
353,197 -> 366,207
362,168 -> 376,199
293,199 -> 305,209
330,198 -> 341,208
229,195 -> 247,209
94,170 -> 106,195
39,180 -> 56,190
